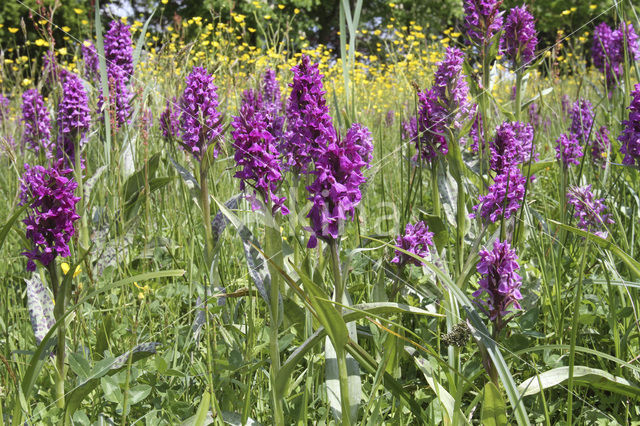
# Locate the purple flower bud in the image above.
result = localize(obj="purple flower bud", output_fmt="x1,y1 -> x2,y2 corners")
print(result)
592,22 -> 640,88
104,20 -> 134,81
0,94 -> 9,122
469,111 -> 485,152
231,89 -> 287,216
463,0 -> 504,47
57,73 -> 91,164
528,103 -> 541,129
160,97 -> 180,139
385,110 -> 395,127
261,69 -> 285,143
500,5 -> 538,68
262,68 -> 281,110
391,221 -> 434,267
592,22 -> 616,76
567,185 -> 614,238
283,55 -> 337,173
490,121 -> 535,173
618,22 -> 640,63
19,161 -> 80,271
555,132 -> 583,167
619,83 -> 640,166
82,40 -> 99,81
415,47 -> 471,163
21,89 -> 52,157
401,116 -> 418,142
178,66 -> 223,160
306,122 -> 372,248
471,167 -> 526,223
474,240 -> 522,322
591,126 -> 610,168
569,99 -> 594,144
106,65 -> 133,128
561,94 -> 570,116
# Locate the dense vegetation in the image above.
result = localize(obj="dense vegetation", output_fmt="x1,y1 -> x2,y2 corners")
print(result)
1,0 -> 640,424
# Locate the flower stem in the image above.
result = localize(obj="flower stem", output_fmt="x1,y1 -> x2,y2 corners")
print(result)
48,261 -> 66,410
199,158 -> 214,270
328,240 -> 351,425
265,209 -> 284,425
567,244 -> 590,425
514,71 -> 523,121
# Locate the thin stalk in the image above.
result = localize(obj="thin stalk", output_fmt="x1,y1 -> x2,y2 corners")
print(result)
49,261 -> 65,410
121,302 -> 141,426
514,71 -> 523,122
265,207 -> 284,426
74,137 -> 90,254
329,240 -> 351,426
430,162 -> 441,218
199,158 -> 214,270
479,42 -> 491,190
567,243 -> 590,425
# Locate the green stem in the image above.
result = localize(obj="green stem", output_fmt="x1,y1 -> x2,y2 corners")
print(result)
430,162 -> 441,219
74,137 -> 90,254
49,261 -> 66,410
567,244 -> 589,425
265,209 -> 284,426
329,240 -> 351,425
199,159 -> 214,270
514,71 -> 523,122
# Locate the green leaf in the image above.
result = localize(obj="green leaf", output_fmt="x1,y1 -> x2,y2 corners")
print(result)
20,270 -> 184,413
360,236 -> 530,426
551,220 -> 640,278
518,366 -> 640,399
482,382 -> 508,426
128,384 -> 152,405
406,346 -> 462,424
212,196 -> 274,309
66,343 -> 161,416
100,376 -> 123,404
292,264 -> 348,349
94,0 -> 111,162
193,392 -> 211,426
325,291 -> 361,423
123,153 -> 161,202
0,205 -> 27,253
276,302 -> 441,397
